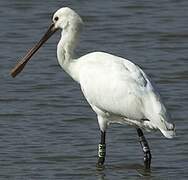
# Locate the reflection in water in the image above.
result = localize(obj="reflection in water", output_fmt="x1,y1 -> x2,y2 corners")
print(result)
96,163 -> 152,180
96,171 -> 106,180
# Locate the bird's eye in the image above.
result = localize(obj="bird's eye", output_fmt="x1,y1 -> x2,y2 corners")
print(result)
54,16 -> 59,21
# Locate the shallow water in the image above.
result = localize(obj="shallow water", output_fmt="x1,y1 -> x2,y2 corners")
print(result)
0,0 -> 188,179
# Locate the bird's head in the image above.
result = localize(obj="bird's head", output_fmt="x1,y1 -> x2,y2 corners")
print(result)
52,7 -> 83,31
10,7 -> 83,78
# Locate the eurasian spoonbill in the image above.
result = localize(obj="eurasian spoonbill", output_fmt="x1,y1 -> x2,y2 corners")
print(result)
11,7 -> 175,169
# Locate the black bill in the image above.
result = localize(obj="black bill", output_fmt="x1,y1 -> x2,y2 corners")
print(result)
10,23 -> 58,78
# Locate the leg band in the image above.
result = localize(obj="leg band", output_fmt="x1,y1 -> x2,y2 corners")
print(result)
98,144 -> 106,158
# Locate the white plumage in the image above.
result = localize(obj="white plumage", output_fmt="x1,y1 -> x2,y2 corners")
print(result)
53,7 -> 175,138
10,7 -> 176,168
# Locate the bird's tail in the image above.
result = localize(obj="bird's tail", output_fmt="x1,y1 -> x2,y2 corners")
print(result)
157,115 -> 175,138
143,92 -> 176,138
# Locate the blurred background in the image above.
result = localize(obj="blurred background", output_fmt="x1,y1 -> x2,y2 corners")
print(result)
0,0 -> 188,179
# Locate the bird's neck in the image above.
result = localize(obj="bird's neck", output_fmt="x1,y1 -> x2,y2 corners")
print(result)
57,28 -> 80,82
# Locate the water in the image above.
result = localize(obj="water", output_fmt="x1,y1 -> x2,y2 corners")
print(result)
0,0 -> 188,179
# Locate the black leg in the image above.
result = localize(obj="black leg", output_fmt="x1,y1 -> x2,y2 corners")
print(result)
137,128 -> 152,169
96,131 -> 106,168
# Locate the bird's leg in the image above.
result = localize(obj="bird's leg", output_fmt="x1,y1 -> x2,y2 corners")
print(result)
96,131 -> 106,168
137,128 -> 152,169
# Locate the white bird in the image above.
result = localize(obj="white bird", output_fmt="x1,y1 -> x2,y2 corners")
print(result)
11,7 -> 175,169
